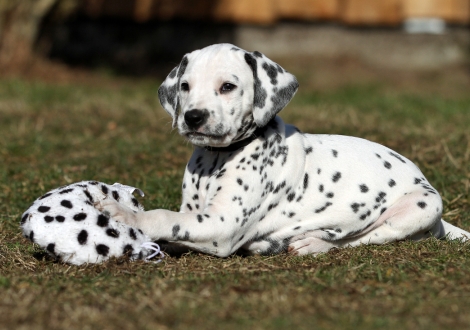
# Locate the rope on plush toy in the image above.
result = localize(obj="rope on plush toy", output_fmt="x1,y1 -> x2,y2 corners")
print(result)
141,242 -> 165,263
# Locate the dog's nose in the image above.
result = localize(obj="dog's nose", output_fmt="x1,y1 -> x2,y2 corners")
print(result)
184,109 -> 208,129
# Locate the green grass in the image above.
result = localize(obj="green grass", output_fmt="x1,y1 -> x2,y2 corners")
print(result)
0,76 -> 469,330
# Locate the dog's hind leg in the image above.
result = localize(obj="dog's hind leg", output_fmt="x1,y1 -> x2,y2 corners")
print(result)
288,190 -> 467,255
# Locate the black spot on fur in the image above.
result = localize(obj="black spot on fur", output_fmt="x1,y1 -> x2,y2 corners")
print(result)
60,200 -> 73,209
417,201 -> 427,209
83,190 -> 94,203
351,203 -> 361,213
21,213 -> 29,224
197,215 -> 203,223
268,203 -> 278,211
112,191 -> 120,201
244,53 -> 268,112
96,244 -> 109,256
303,173 -> 309,190
332,172 -> 342,183
77,230 -> 88,245
123,244 -> 134,256
129,228 -> 137,240
44,215 -> 54,223
359,184 -> 369,193
388,179 -> 396,187
73,213 -> 87,221
389,152 -> 406,163
131,198 -> 140,208
375,192 -> 387,203
269,82 -> 299,126
326,192 -> 334,198
287,193 -> 296,202
29,231 -> 34,242
262,62 -> 279,85
55,215 -> 65,222
332,149 -> 338,157
97,214 -> 109,227
106,228 -> 120,238
46,243 -> 55,254
172,225 -> 180,237
305,147 -> 313,154
213,241 -> 218,247
384,161 -> 392,169
177,56 -> 188,78
315,202 -> 332,213
59,189 -> 74,194
38,206 -> 50,213
101,185 -> 109,194
359,210 -> 371,220
39,192 -> 52,199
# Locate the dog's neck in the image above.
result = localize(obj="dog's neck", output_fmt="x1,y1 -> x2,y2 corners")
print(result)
204,134 -> 258,152
204,123 -> 271,153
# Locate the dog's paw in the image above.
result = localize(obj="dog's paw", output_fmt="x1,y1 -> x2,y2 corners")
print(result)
96,198 -> 139,226
288,237 -> 336,256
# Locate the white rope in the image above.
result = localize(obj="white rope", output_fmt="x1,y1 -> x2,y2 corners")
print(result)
140,242 -> 165,263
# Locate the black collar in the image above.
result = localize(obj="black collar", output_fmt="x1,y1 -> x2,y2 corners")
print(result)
204,125 -> 268,153
204,135 -> 257,153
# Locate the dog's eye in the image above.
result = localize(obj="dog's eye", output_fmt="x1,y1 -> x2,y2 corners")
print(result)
220,83 -> 236,93
181,82 -> 189,92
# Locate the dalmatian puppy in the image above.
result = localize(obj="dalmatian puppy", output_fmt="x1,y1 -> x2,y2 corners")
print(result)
98,43 -> 469,256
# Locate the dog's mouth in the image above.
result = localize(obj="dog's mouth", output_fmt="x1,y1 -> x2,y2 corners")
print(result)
185,131 -> 231,147
186,132 -> 226,140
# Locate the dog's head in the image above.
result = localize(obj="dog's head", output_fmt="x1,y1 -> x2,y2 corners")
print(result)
158,44 -> 298,147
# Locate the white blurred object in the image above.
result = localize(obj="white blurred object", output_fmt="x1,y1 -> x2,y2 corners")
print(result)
404,18 -> 446,34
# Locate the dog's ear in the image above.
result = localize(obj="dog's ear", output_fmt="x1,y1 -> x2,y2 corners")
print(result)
158,55 -> 189,127
244,51 -> 299,127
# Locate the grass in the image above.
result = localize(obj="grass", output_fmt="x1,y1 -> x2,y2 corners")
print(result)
0,73 -> 469,330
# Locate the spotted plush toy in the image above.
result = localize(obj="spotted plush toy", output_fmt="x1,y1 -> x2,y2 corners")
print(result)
21,181 -> 163,265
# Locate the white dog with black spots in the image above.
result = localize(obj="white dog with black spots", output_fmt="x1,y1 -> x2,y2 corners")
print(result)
98,43 -> 469,257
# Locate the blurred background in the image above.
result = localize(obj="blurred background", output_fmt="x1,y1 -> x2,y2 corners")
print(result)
0,0 -> 469,89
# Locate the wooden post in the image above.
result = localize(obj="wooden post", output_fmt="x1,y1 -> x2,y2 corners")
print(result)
403,0 -> 470,24
276,0 -> 339,21
213,0 -> 277,25
340,0 -> 402,26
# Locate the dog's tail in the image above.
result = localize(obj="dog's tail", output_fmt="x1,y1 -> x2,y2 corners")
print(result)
440,219 -> 470,241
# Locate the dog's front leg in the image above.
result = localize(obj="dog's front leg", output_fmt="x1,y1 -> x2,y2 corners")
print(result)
98,198 -> 240,256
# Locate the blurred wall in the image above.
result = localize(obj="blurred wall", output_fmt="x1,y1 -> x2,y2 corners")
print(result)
1,0 -> 469,74
81,0 -> 470,25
